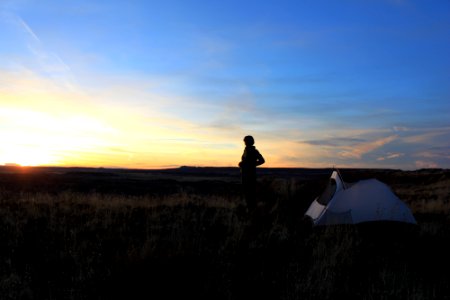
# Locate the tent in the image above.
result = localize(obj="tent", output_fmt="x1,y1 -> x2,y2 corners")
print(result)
305,170 -> 417,226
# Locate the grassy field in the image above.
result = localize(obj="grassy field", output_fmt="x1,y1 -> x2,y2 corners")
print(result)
0,167 -> 449,299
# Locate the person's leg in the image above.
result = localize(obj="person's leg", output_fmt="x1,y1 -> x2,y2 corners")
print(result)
243,177 -> 257,212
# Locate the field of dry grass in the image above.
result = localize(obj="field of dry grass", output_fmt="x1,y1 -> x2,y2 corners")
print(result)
0,167 -> 449,299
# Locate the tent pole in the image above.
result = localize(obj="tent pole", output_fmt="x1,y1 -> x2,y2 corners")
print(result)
335,167 -> 347,190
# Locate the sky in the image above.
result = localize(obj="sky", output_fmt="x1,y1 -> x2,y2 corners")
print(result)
0,0 -> 449,169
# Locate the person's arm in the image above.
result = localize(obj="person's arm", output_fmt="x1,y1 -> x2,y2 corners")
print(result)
256,152 -> 265,166
239,151 -> 246,167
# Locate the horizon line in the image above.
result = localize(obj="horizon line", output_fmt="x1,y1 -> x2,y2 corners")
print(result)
1,164 -> 447,172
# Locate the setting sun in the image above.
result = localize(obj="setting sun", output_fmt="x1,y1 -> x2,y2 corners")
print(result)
2,147 -> 55,167
0,96 -> 121,167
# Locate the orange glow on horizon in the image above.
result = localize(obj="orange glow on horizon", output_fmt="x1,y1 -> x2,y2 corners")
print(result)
1,70 -> 387,170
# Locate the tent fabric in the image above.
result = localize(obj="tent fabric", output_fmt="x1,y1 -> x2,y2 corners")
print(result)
305,171 -> 417,226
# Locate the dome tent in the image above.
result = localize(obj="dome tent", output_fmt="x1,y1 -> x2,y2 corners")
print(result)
305,170 -> 417,226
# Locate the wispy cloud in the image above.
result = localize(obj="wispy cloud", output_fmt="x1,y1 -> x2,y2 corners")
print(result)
5,13 -> 75,89
338,135 -> 398,159
15,15 -> 40,43
377,152 -> 404,161
299,137 -> 366,147
401,127 -> 450,144
393,126 -> 409,132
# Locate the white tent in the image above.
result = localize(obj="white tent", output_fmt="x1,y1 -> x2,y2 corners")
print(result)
305,170 -> 417,226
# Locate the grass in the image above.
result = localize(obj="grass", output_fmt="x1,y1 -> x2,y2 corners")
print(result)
1,170 -> 449,299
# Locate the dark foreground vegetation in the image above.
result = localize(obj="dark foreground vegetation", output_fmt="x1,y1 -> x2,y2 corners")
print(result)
1,166 -> 449,299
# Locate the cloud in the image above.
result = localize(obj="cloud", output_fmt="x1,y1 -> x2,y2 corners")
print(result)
299,137 -> 366,147
338,135 -> 398,159
415,160 -> 439,169
7,14 -> 74,87
377,152 -> 404,161
15,15 -> 40,43
414,148 -> 450,160
402,127 -> 450,144
392,126 -> 409,132
196,35 -> 234,56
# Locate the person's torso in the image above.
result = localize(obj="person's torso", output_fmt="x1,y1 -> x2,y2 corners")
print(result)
242,146 -> 260,169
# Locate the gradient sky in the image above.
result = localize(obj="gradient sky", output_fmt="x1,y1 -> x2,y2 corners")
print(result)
1,0 -> 449,169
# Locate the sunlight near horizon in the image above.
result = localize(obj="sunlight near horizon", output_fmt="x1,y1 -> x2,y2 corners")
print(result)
0,102 -> 120,167
2,147 -> 55,167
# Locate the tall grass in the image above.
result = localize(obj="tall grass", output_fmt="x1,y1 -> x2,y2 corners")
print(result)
1,173 -> 449,299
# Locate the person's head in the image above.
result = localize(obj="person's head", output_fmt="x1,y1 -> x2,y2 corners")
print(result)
243,135 -> 254,146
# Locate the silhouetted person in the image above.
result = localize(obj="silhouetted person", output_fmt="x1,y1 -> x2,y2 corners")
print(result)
239,135 -> 265,212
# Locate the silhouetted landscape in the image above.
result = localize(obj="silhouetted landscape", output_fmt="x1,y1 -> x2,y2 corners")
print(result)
1,166 -> 449,299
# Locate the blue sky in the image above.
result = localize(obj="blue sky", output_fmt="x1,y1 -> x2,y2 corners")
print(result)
1,0 -> 449,169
